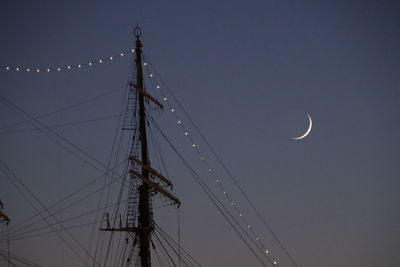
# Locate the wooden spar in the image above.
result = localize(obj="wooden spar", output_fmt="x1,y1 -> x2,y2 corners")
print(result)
130,170 -> 181,206
129,82 -> 163,109
129,157 -> 172,186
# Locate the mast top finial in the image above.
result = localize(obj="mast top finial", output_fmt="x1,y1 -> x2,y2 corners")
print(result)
134,26 -> 142,39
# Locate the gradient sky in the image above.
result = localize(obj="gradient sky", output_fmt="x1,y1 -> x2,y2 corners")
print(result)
0,1 -> 399,266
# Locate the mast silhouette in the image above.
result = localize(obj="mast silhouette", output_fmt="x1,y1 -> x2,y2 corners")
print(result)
100,26 -> 180,267
135,26 -> 151,267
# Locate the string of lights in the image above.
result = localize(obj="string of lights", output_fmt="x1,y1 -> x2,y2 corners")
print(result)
143,63 -> 279,266
1,49 -> 134,73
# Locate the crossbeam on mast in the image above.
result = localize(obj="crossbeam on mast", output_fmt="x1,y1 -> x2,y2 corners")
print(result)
130,170 -> 181,206
129,156 -> 172,186
129,82 -> 164,109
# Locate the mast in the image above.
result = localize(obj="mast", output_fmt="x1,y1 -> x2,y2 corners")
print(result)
100,26 -> 180,267
134,26 -> 152,267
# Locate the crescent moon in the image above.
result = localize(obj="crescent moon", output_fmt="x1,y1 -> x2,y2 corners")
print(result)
291,113 -> 312,140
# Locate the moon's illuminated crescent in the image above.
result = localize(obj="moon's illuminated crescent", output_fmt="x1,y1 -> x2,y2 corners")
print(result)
291,113 -> 312,140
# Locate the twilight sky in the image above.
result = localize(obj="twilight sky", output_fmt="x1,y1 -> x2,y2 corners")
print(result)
0,1 -> 400,267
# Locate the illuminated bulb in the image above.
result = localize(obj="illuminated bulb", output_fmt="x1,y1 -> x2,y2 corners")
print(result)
247,225 -> 251,228
110,56 -> 113,60
67,66 -> 71,69
256,237 -> 259,240
171,108 -> 175,112
36,69 -> 40,72
192,144 -> 196,148
89,62 -> 92,66
99,59 -> 103,63
231,202 -> 234,206
239,213 -> 243,217
120,53 -> 124,56
163,97 -> 167,101
143,62 -> 147,66
47,69 -> 50,72
57,68 -> 61,71
184,132 -> 188,136
150,74 -> 153,77
223,191 -> 226,194
200,157 -> 204,160
6,67 -> 10,70
16,68 -> 19,71
156,85 -> 160,89
131,49 -> 135,52
216,179 -> 219,182
27,68 -> 30,72
78,64 -> 81,68
208,168 -> 212,172
273,261 -> 277,265
177,120 -> 181,124
265,250 -> 269,254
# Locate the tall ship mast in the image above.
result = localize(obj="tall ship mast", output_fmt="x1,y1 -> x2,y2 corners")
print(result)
100,26 -> 180,266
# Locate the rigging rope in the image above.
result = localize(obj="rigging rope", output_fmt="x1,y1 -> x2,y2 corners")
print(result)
142,74 -> 278,264
0,160 -> 100,266
0,160 -> 127,240
0,84 -> 125,132
147,116 -> 270,267
142,55 -> 301,266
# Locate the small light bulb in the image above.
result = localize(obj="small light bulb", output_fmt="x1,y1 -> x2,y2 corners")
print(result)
144,62 -> 147,66
150,74 -> 153,77
36,69 -> 40,72
110,56 -> 113,60
89,62 -> 92,66
120,53 -> 124,56
184,132 -> 188,136
156,85 -> 160,89
265,250 -> 269,254
192,144 -> 196,148
47,69 -> 50,72
99,59 -> 103,63
78,64 -> 81,68
223,191 -> 226,194
27,68 -> 30,72
247,225 -> 251,228
256,237 -> 259,240
231,202 -> 234,206
16,67 -> 19,71
208,168 -> 212,172
57,68 -> 61,71
67,66 -> 71,69
177,120 -> 181,124
171,108 -> 175,112
273,261 -> 277,265
6,66 -> 10,70
163,97 -> 167,101
216,179 -> 219,182
131,49 -> 135,52
201,157 -> 204,160
239,213 -> 243,217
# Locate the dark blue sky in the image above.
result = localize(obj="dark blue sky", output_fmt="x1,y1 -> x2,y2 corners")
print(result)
1,1 -> 399,266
